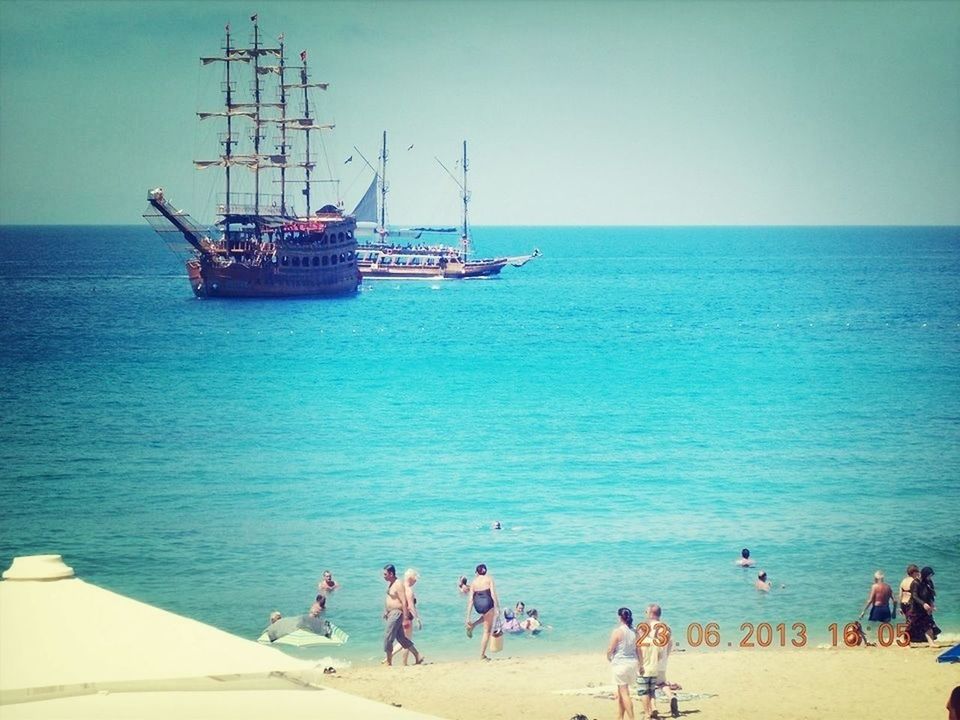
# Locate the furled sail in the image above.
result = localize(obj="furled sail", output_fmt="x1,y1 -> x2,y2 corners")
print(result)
201,56 -> 250,65
197,110 -> 256,120
282,82 -> 329,90
351,176 -> 378,223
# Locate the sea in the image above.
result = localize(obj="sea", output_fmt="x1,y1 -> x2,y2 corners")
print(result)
1,225 -> 957,664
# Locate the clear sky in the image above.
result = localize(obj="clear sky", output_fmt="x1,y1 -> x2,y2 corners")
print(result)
1,0 -> 958,226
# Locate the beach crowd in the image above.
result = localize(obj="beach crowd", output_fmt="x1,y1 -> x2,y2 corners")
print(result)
260,549 -> 947,720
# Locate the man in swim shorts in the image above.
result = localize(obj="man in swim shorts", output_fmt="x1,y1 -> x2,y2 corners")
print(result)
383,564 -> 422,666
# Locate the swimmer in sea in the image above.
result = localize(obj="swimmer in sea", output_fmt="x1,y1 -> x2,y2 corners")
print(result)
317,569 -> 341,596
458,575 -> 470,594
736,548 -> 756,567
465,563 -> 500,660
756,570 -> 772,592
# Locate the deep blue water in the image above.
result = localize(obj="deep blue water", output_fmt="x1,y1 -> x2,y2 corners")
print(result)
1,225 -> 957,663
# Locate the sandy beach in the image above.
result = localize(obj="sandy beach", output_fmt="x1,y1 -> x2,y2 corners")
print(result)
321,646 -> 956,720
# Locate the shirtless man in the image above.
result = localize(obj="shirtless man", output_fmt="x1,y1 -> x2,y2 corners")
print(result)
756,570 -> 772,592
382,564 -> 422,666
736,548 -> 755,567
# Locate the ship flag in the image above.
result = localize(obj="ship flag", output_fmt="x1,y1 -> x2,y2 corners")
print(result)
250,13 -> 258,22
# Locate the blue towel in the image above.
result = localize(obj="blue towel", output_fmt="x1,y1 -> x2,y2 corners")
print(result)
936,643 -> 960,663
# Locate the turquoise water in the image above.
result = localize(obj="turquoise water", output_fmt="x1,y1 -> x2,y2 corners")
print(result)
1,225 -> 957,663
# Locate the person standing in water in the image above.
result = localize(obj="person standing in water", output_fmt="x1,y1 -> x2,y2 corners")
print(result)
736,548 -> 755,567
317,570 -> 341,596
859,570 -> 894,623
465,563 -> 500,660
382,564 -> 422,666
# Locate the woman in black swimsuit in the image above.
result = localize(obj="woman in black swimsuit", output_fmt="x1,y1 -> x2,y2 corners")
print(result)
465,563 -> 500,660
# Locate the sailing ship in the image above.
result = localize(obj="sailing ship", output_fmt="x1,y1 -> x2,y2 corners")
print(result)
143,16 -> 360,298
352,133 -> 539,279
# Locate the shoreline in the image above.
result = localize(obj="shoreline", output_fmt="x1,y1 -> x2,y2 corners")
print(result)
319,646 -> 956,720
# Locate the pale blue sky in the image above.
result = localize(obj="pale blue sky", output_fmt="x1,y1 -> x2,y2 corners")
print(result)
1,0 -> 958,225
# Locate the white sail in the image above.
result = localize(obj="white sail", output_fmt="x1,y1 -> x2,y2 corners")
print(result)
351,175 -> 378,223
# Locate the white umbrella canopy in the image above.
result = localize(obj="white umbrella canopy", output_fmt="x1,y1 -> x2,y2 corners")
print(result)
0,555 -> 312,702
1,688 -> 446,720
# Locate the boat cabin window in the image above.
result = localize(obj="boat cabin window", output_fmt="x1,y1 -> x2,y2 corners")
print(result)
320,234 -> 327,245
347,230 -> 354,240
338,232 -> 344,243
281,256 -> 289,266
347,251 -> 354,261
410,257 -> 421,265
312,256 -> 320,267
339,253 -> 345,263
395,256 -> 407,266
292,256 -> 301,267
331,254 -> 338,265
380,256 -> 392,265
322,255 -> 329,266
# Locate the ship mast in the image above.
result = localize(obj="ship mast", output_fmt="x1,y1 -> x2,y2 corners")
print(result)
277,33 -> 288,216
379,130 -> 388,235
224,24 -> 234,221
461,140 -> 469,260
251,15 -> 262,224
301,52 -> 313,217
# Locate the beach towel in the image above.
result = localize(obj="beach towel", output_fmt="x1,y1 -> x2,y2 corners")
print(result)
937,643 -> 960,663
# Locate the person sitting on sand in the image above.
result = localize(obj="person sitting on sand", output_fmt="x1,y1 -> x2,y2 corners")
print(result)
736,548 -> 755,567
756,570 -> 772,592
317,570 -> 341,596
859,570 -> 894,623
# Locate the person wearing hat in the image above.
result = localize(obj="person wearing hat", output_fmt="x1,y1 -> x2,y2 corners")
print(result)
859,570 -> 894,623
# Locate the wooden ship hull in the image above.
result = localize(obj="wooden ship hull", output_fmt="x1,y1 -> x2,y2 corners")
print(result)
187,256 -> 361,298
